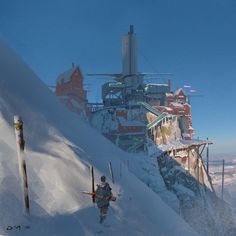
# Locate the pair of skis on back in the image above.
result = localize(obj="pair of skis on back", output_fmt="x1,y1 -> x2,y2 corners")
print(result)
82,166 -> 117,202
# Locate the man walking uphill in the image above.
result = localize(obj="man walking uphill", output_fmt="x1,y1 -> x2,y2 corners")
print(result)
95,176 -> 112,224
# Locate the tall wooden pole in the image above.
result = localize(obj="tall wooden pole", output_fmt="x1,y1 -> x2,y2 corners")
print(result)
206,138 -> 209,175
14,116 -> 30,215
221,160 -> 225,200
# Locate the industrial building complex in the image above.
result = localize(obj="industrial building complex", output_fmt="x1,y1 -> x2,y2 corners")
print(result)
55,25 -> 195,153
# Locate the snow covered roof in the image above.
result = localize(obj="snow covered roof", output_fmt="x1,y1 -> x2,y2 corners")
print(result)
159,139 -> 212,151
146,83 -> 168,87
174,88 -> 186,96
56,66 -> 78,84
165,92 -> 174,97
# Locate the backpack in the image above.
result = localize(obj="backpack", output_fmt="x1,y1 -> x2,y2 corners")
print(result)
95,183 -> 112,207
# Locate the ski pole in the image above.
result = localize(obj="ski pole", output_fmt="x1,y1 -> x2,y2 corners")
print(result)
91,166 -> 95,203
108,161 -> 115,184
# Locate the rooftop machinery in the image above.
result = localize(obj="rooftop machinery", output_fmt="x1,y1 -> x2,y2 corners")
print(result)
88,25 -> 170,107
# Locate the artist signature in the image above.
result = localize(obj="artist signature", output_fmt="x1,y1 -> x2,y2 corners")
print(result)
6,225 -> 30,231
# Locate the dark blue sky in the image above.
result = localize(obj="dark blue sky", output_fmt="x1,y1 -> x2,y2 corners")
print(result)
0,0 -> 236,153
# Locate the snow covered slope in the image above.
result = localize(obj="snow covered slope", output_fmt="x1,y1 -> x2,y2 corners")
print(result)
0,38 -> 199,235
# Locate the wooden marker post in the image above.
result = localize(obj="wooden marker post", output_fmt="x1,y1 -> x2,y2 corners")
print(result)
13,116 -> 30,215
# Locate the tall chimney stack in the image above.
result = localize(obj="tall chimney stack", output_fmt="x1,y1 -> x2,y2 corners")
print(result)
129,25 -> 134,34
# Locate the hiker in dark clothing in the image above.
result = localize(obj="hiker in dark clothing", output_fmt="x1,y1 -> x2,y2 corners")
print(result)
95,176 -> 112,224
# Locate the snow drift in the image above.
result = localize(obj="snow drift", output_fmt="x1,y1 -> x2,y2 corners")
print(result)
0,37 -> 200,235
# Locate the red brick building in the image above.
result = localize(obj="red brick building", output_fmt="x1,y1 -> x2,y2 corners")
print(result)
148,88 -> 194,139
55,64 -> 87,114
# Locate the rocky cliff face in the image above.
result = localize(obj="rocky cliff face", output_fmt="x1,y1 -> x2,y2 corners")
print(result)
158,152 -> 236,236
